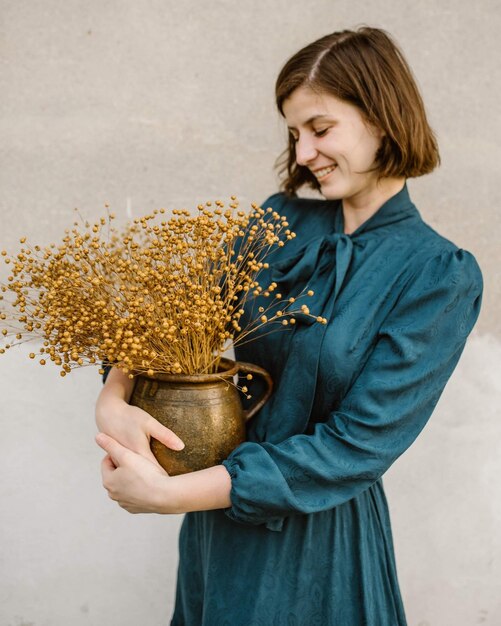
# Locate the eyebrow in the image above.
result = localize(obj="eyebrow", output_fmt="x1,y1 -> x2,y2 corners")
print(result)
287,114 -> 333,130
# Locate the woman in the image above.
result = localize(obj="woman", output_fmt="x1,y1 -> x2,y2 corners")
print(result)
95,27 -> 483,625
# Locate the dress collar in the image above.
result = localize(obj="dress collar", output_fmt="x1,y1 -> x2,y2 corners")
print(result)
334,182 -> 420,236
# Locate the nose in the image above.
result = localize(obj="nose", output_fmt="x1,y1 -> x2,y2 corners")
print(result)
294,134 -> 318,167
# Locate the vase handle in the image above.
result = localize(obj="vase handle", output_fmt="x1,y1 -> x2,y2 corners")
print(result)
236,360 -> 274,421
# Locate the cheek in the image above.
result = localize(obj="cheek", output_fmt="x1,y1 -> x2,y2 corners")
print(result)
352,134 -> 382,168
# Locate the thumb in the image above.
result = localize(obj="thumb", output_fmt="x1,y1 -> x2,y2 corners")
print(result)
148,419 -> 185,451
95,432 -> 130,466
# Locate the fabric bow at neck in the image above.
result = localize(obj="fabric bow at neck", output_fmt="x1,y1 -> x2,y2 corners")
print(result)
252,233 -> 355,443
271,232 -> 353,319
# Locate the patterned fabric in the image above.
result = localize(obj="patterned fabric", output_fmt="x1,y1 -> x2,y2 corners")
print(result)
171,184 -> 483,625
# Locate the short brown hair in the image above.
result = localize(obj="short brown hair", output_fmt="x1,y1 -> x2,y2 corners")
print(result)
275,27 -> 440,196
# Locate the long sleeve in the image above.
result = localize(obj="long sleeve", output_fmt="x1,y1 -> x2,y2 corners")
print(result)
221,247 -> 483,529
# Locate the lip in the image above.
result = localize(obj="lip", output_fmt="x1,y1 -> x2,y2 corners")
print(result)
312,164 -> 338,180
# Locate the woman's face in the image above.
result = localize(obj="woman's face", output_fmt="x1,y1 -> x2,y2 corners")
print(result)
282,86 -> 385,204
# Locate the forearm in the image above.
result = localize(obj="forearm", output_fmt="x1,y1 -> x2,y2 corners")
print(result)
100,366 -> 135,401
165,464 -> 232,514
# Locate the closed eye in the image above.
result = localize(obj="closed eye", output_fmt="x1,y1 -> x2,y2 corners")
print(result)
289,128 -> 329,142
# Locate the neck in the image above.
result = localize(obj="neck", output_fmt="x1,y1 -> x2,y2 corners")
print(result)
342,177 -> 406,235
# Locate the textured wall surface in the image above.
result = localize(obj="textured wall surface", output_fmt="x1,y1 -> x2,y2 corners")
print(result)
1,1 -> 500,625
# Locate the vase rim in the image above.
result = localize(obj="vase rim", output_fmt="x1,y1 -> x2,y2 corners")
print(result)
135,357 -> 238,383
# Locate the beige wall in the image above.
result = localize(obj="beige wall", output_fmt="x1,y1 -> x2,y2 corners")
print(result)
1,1 -> 500,624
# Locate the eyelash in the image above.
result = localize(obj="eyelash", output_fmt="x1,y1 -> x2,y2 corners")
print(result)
290,128 -> 329,142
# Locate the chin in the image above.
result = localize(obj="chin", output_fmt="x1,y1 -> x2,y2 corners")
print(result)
319,184 -> 343,201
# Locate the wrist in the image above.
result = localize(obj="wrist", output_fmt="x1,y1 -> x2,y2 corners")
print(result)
103,367 -> 136,401
95,394 -> 128,428
157,474 -> 183,514
160,465 -> 232,514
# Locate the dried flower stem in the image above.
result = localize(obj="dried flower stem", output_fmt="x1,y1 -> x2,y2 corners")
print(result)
0,198 -> 325,377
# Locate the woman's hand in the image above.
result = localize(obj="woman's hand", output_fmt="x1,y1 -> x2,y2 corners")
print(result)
95,367 -> 184,465
96,432 -> 233,515
96,433 -> 177,514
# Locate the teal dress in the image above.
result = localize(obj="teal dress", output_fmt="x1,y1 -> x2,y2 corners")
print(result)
170,184 -> 482,626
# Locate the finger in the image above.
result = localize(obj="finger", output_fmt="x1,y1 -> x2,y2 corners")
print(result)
95,432 -> 131,466
101,454 -> 117,471
147,419 -> 185,451
120,503 -> 140,514
101,454 -> 117,490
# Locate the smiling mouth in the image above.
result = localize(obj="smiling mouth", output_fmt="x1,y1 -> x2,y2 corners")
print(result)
313,164 -> 337,180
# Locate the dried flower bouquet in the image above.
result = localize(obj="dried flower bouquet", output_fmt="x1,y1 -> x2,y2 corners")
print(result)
0,197 -> 325,380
